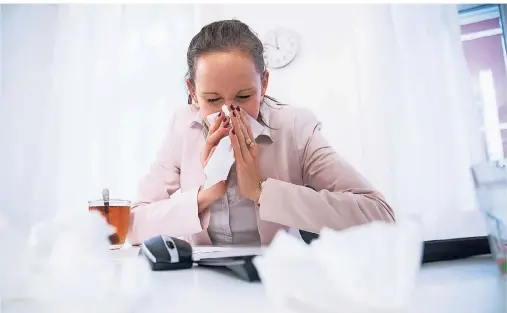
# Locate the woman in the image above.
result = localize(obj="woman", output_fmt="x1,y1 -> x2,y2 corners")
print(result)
127,19 -> 395,246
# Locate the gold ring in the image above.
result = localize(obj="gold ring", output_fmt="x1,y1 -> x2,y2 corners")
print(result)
246,138 -> 252,145
248,141 -> 255,148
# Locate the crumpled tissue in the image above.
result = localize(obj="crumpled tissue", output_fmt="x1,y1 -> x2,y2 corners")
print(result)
254,218 -> 423,313
202,107 -> 264,189
0,210 -> 152,313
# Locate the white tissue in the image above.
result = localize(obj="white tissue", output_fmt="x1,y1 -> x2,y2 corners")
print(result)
0,210 -> 152,313
203,136 -> 235,189
205,105 -> 230,126
203,106 -> 264,189
254,219 -> 423,313
205,107 -> 264,137
203,108 -> 235,188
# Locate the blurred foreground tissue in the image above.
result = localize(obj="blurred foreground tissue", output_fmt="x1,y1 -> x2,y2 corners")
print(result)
254,219 -> 423,313
0,210 -> 152,313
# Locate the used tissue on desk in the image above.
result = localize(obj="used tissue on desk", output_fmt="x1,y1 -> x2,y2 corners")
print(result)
254,219 -> 423,313
0,210 -> 152,313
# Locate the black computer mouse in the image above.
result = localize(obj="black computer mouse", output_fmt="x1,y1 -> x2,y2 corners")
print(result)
139,235 -> 193,271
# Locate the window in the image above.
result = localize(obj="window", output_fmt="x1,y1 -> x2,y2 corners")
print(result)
460,4 -> 507,161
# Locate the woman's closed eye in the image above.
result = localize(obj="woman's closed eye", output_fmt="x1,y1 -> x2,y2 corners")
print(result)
207,98 -> 222,103
236,95 -> 251,101
207,95 -> 250,103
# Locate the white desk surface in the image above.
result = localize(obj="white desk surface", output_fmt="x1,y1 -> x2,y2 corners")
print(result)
111,248 -> 506,313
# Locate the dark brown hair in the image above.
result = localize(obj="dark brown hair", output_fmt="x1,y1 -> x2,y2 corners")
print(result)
185,19 -> 283,131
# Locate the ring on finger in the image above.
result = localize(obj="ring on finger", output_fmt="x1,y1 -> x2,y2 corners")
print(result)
246,138 -> 255,148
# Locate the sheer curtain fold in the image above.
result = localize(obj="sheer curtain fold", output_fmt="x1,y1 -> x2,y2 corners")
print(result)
1,4 -> 195,227
48,4 -> 195,210
349,5 -> 485,239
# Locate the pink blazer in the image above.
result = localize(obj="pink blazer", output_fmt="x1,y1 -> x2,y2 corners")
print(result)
127,103 -> 395,246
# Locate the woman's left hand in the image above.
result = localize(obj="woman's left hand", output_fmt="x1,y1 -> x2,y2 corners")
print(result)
228,105 -> 263,203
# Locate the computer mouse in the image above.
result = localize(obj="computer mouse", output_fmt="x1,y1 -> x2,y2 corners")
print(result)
139,235 -> 193,271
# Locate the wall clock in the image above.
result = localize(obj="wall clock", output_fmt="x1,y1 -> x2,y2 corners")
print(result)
262,28 -> 300,69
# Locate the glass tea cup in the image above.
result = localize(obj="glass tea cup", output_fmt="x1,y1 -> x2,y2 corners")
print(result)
88,198 -> 131,249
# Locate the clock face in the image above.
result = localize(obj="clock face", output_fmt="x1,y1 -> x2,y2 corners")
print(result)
262,28 -> 299,69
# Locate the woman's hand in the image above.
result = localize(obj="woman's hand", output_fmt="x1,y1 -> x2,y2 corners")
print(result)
201,112 -> 230,167
198,112 -> 231,212
228,105 -> 263,202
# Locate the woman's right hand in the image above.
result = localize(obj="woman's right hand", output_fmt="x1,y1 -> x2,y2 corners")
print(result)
197,112 -> 231,213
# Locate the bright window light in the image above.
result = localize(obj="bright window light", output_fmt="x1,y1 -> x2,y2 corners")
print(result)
479,69 -> 503,160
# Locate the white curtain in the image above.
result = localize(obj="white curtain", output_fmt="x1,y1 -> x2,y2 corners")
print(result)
327,5 -> 487,240
326,5 -> 487,240
1,4 -> 487,240
0,4 -> 195,228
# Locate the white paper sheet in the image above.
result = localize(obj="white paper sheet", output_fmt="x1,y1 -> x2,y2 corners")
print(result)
192,246 -> 265,261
